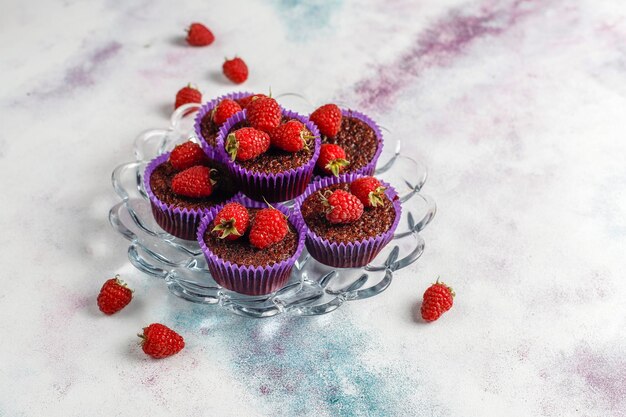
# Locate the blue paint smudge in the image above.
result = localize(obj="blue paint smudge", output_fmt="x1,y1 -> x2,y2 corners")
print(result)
169,306 -> 432,416
272,0 -> 343,42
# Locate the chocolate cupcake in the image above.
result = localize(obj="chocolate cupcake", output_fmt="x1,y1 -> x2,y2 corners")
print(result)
216,109 -> 321,202
294,173 -> 401,268
313,108 -> 383,177
197,195 -> 306,295
144,147 -> 237,240
194,91 -> 256,158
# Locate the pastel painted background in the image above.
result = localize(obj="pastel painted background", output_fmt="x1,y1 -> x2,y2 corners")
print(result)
1,0 -> 625,415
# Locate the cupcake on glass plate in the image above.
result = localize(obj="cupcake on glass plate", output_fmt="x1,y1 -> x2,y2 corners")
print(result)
216,95 -> 321,202
309,104 -> 383,177
144,140 -> 237,240
194,92 -> 267,158
294,173 -> 401,268
197,195 -> 306,295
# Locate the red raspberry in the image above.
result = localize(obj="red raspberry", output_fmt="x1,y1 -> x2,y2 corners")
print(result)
169,141 -> 208,171
186,23 -> 215,46
249,208 -> 289,249
246,97 -> 282,133
225,127 -> 270,161
421,279 -> 455,322
270,120 -> 314,152
310,104 -> 342,137
171,166 -> 215,198
175,84 -> 202,110
212,202 -> 250,240
97,276 -> 133,315
237,94 -> 267,109
139,323 -> 185,359
223,57 -> 248,84
322,189 -> 364,224
317,144 -> 350,176
213,99 -> 242,125
349,177 -> 387,208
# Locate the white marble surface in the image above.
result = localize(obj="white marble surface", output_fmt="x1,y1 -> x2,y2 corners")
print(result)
1,0 -> 626,415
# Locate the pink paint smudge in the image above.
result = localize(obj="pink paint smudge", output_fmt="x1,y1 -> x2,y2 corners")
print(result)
354,0 -> 543,111
35,41 -> 122,98
573,345 -> 626,415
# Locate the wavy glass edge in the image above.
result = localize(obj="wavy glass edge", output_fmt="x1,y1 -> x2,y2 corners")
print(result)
109,96 -> 436,317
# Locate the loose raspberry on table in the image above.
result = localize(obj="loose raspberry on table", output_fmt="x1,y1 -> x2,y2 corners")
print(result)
223,57 -> 248,84
97,276 -> 132,315
421,279 -> 455,322
139,323 -> 185,359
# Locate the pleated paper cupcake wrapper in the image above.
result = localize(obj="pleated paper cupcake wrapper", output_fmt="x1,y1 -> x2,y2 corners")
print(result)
193,91 -> 256,160
315,109 -> 384,178
293,173 -> 402,268
144,153 -> 233,241
197,194 -> 307,296
216,109 -> 321,203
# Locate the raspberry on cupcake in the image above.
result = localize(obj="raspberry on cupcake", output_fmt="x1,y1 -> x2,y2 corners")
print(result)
144,140 -> 237,240
310,104 -> 383,177
197,196 -> 306,295
194,91 -> 260,157
216,100 -> 321,202
294,174 -> 401,268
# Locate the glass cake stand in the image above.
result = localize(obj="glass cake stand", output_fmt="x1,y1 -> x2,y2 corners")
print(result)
109,94 -> 436,317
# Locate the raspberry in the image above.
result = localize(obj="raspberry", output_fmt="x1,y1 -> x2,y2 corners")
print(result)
421,279 -> 455,322
270,120 -> 313,152
139,323 -> 185,359
171,166 -> 215,198
169,141 -> 208,171
349,177 -> 386,208
321,189 -> 364,224
249,208 -> 289,249
175,84 -> 202,110
223,57 -> 248,84
186,23 -> 215,46
246,96 -> 281,133
225,127 -> 270,161
97,276 -> 132,315
317,144 -> 349,176
310,104 -> 342,137
212,202 -> 250,240
213,99 -> 242,125
237,94 -> 267,109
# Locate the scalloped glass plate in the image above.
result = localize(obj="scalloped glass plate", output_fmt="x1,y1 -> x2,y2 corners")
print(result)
109,94 -> 436,317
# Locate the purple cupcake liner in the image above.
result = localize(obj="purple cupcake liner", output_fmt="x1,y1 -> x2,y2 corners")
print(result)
144,153 -> 234,241
293,173 -> 402,268
197,194 -> 306,296
193,91 -> 255,160
315,109 -> 384,177
215,109 -> 321,203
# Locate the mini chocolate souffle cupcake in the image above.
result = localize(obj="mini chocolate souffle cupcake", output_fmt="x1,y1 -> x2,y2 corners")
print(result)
294,173 -> 401,268
197,195 -> 306,295
144,141 -> 237,240
310,104 -> 383,177
194,91 -> 263,158
216,99 -> 321,202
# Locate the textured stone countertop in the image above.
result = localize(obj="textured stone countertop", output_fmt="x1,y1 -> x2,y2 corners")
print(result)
1,0 -> 625,415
